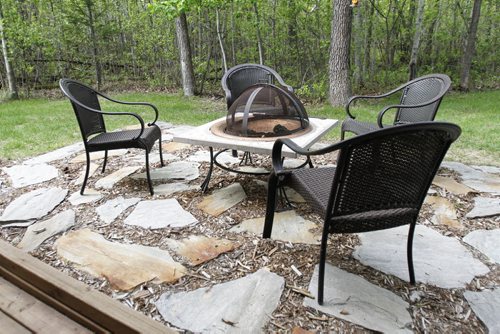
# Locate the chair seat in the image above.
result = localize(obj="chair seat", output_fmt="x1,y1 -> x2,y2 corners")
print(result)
341,118 -> 389,136
288,167 -> 336,216
87,126 -> 161,151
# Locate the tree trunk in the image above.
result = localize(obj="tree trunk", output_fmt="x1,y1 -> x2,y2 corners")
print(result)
175,12 -> 195,96
0,1 -> 18,99
85,0 -> 102,90
253,2 -> 264,65
363,2 -> 374,79
460,0 -> 482,91
216,8 -> 227,73
328,0 -> 352,106
352,5 -> 363,88
409,0 -> 425,80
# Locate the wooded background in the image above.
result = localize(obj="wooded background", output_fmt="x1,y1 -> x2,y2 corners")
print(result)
0,0 -> 497,103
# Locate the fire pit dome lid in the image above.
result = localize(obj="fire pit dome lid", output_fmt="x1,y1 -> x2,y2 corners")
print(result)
225,83 -> 309,138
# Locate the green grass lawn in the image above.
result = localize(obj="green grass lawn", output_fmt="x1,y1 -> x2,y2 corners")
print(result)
0,90 -> 498,166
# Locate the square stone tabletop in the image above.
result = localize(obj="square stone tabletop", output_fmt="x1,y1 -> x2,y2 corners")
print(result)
173,117 -> 338,158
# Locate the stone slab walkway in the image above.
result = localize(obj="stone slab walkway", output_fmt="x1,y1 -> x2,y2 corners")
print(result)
0,130 -> 498,333
353,225 -> 490,288
304,264 -> 412,333
56,229 -> 186,291
155,268 -> 284,333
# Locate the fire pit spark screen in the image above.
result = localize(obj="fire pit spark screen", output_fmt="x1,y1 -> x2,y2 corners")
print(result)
212,84 -> 310,140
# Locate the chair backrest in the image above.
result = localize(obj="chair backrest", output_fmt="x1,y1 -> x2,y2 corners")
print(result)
59,78 -> 105,142
395,74 -> 451,124
221,64 -> 290,108
328,122 -> 460,233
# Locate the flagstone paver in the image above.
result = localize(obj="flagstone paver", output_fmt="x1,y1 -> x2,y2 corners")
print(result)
95,196 -> 141,225
124,199 -> 198,229
70,149 -> 128,164
187,150 -> 242,165
155,268 -> 284,333
154,182 -> 198,196
3,163 -> 59,188
231,210 -> 319,245
432,175 -> 475,195
55,228 -> 186,291
94,166 -> 141,189
24,142 -> 84,165
353,225 -> 490,288
463,288 -> 500,334
162,142 -> 191,152
0,187 -> 68,223
68,189 -> 103,206
304,264 -> 412,333
463,229 -> 500,264
424,196 -> 461,229
165,125 -> 196,136
165,235 -> 236,265
17,210 -> 75,252
255,179 -> 305,203
129,152 -> 170,165
236,166 -> 269,174
472,165 -> 500,174
441,162 -> 500,195
466,197 -> 500,218
74,163 -> 100,185
283,158 -> 308,169
197,183 -> 246,216
132,161 -> 200,181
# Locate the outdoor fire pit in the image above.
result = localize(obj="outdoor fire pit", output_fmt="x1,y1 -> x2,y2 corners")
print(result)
210,84 -> 310,141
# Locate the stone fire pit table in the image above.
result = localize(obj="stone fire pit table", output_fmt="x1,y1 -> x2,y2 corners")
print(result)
173,117 -> 338,191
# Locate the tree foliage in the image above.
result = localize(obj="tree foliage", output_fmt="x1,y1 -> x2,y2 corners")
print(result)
0,0 -> 497,97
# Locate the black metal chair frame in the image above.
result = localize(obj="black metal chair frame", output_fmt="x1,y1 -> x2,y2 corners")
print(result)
263,122 -> 461,305
341,74 -> 451,139
60,78 -> 164,195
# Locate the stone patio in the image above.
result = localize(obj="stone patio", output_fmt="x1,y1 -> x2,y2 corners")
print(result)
0,123 -> 498,333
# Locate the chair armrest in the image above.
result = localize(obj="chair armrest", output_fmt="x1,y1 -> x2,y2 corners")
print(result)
95,91 -> 159,125
345,84 -> 406,119
70,97 -> 146,139
271,138 -> 348,175
376,95 -> 445,128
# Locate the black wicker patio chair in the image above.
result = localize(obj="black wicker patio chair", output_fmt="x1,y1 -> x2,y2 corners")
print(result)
221,63 -> 293,109
341,74 -> 451,140
263,122 -> 461,305
60,78 -> 164,195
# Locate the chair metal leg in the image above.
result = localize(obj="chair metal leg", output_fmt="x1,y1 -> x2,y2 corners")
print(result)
145,150 -> 154,195
340,129 -> 345,141
158,134 -> 165,167
318,222 -> 330,305
201,147 -> 214,193
263,173 -> 279,238
407,222 -> 416,284
80,151 -> 91,195
101,150 -> 108,173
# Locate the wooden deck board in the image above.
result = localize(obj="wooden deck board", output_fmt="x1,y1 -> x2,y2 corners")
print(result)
0,240 -> 175,333
0,277 -> 91,334
0,309 -> 32,334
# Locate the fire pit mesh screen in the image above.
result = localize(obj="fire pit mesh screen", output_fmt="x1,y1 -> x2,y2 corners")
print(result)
225,83 -> 309,138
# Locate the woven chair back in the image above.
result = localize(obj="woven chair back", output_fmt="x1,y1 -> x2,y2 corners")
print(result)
396,75 -> 450,124
60,79 -> 105,141
329,123 -> 459,233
